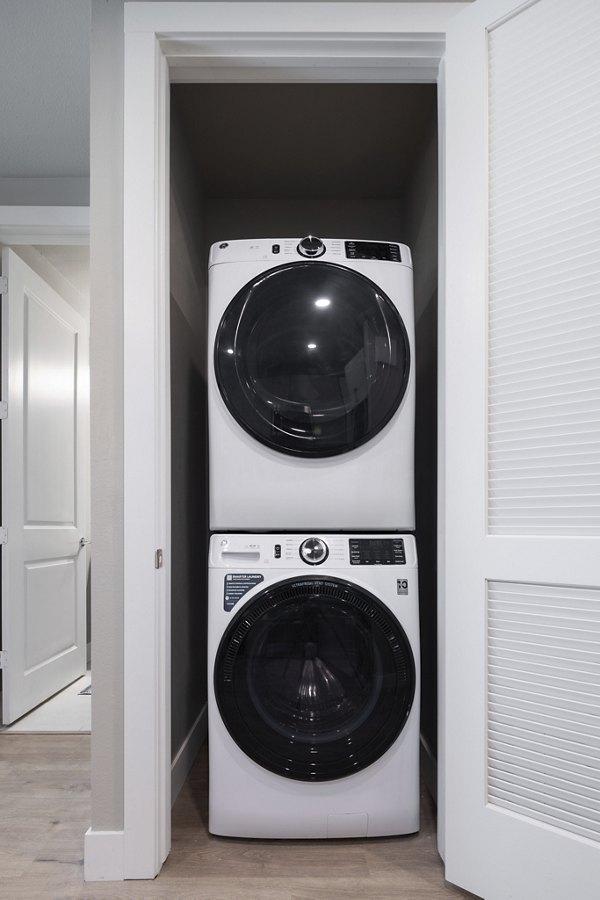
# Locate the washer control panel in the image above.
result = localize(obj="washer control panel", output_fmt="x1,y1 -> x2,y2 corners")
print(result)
299,537 -> 329,566
210,534 -> 415,568
349,538 -> 405,565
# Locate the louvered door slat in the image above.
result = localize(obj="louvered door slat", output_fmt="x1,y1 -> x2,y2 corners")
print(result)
488,581 -> 600,842
487,0 -> 600,535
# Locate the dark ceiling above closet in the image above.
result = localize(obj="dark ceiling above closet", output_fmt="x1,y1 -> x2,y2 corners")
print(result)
171,83 -> 437,200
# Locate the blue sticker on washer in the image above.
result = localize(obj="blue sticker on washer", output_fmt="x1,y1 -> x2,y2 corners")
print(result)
224,573 -> 264,611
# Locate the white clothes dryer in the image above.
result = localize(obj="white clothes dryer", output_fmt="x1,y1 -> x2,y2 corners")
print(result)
208,532 -> 420,839
208,237 -> 415,531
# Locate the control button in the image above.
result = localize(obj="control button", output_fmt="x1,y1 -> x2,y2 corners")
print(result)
297,235 -> 326,258
299,537 -> 329,566
274,544 -> 281,559
272,244 -> 280,254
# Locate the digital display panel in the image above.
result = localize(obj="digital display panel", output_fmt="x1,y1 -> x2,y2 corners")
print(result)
345,241 -> 402,262
349,538 -> 406,565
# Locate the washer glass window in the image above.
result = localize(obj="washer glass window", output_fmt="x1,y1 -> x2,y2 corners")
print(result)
214,577 -> 415,781
214,263 -> 410,457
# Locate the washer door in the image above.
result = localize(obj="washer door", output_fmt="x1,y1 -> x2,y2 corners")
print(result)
214,576 -> 415,782
214,262 -> 410,457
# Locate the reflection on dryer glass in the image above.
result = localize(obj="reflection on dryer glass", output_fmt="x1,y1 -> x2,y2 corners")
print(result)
215,263 -> 410,456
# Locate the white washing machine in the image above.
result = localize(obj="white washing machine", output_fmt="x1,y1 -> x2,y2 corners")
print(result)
208,532 -> 420,839
208,237 -> 415,531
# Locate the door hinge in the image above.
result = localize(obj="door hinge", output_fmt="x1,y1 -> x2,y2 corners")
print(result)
0,275 -> 7,295
0,526 -> 7,544
0,401 -> 7,419
0,650 -> 6,669
155,548 -> 164,569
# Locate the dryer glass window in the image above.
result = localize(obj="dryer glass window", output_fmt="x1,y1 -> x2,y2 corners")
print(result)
214,577 -> 415,781
214,262 -> 410,457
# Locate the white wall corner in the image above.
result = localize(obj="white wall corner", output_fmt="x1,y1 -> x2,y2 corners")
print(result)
171,704 -> 208,806
84,828 -> 125,882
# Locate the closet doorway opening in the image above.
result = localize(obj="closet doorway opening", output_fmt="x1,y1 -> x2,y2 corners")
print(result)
120,6 -> 453,878
167,77 -> 440,806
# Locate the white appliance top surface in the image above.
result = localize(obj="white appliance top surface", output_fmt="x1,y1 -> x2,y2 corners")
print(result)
208,237 -> 412,268
210,533 -> 417,569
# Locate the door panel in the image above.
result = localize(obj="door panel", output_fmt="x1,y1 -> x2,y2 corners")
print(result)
25,292 -> 77,524
1,248 -> 89,724
444,0 -> 600,897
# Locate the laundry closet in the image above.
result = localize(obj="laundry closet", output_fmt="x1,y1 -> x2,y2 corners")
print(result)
167,82 -> 440,799
87,0 -> 600,892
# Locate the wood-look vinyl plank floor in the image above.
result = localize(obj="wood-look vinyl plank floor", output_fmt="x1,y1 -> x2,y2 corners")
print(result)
0,734 -> 473,899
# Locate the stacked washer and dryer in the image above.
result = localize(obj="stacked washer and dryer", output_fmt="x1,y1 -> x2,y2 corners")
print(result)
207,236 -> 420,839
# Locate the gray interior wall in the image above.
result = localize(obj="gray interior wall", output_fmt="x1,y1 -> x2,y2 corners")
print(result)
403,106 -> 439,786
0,178 -> 89,207
170,104 -> 209,760
89,0 -> 124,832
205,198 -> 404,254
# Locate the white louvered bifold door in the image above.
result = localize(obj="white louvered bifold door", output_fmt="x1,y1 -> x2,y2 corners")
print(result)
443,0 -> 600,897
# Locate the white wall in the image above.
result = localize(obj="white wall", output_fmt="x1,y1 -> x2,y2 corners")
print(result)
89,0 -> 124,833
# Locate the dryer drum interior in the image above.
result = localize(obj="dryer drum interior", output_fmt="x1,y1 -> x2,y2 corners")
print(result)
214,576 -> 416,781
214,262 -> 411,457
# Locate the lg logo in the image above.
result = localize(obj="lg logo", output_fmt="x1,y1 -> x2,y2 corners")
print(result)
397,579 -> 408,595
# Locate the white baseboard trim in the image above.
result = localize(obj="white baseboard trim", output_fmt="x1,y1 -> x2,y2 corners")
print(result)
171,703 -> 208,806
420,733 -> 438,803
84,828 -> 125,882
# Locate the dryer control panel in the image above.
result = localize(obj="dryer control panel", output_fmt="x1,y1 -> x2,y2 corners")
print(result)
208,238 -> 412,268
345,240 -> 402,262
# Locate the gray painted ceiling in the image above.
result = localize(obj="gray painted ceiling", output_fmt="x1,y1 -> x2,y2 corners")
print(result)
0,0 -> 90,178
172,83 -> 437,199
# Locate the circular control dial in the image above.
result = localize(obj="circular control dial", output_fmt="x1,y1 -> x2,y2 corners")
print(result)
299,537 -> 329,566
297,235 -> 325,258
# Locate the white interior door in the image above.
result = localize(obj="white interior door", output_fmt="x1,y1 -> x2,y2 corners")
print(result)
443,0 -> 600,897
1,247 -> 89,724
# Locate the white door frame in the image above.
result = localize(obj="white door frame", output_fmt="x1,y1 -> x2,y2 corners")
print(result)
119,1 -> 467,881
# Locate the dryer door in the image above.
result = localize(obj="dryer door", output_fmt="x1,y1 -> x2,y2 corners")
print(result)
214,576 -> 415,781
214,262 -> 410,457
